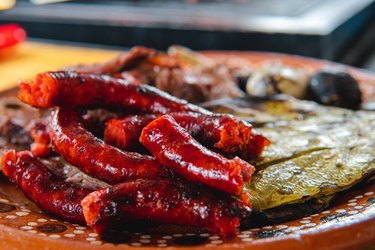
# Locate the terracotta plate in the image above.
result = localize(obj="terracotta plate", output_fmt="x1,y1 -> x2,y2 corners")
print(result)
1,52 -> 375,250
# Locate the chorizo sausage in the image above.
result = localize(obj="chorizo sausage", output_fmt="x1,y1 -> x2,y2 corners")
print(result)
50,108 -> 168,184
81,179 -> 251,236
104,114 -> 156,152
139,115 -> 255,195
104,112 -> 270,161
18,71 -> 210,114
1,150 -> 91,223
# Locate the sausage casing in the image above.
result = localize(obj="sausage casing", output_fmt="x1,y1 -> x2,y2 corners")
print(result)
104,112 -> 270,162
50,108 -> 167,184
2,150 -> 91,223
18,71 -> 210,114
140,115 -> 255,195
81,179 -> 251,236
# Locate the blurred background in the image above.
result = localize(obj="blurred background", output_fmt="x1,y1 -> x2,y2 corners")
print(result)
0,0 -> 375,71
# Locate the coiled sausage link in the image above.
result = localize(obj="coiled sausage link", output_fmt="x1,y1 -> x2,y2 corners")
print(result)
50,108 -> 168,185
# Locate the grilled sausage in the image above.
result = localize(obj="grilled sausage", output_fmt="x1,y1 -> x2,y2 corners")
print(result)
2,150 -> 91,223
50,108 -> 168,184
81,178 -> 251,236
139,115 -> 255,196
104,112 -> 269,162
18,71 -> 210,114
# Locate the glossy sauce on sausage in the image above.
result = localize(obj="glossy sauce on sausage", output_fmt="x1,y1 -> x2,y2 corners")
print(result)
140,115 -> 255,196
50,108 -> 168,184
18,71 -> 210,114
81,179 -> 251,236
104,112 -> 269,162
2,150 -> 91,223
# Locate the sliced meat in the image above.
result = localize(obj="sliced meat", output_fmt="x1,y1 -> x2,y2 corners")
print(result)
64,46 -> 155,75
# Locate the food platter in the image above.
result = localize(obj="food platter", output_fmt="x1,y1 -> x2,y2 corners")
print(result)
1,51 -> 375,250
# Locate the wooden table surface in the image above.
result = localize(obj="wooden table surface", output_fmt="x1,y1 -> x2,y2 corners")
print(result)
0,41 -> 119,91
0,41 -> 374,250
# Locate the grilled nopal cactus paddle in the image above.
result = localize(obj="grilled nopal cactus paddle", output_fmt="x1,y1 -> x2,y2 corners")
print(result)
248,145 -> 375,211
204,95 -> 375,211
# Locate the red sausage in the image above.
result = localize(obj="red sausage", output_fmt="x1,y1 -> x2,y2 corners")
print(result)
49,108 -> 168,184
104,112 -> 269,161
104,114 -> 157,152
18,71 -> 210,114
81,179 -> 251,236
1,150 -> 91,224
139,115 -> 255,196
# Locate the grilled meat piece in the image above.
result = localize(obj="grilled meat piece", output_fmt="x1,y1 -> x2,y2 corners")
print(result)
82,178 -> 251,236
140,115 -> 255,196
18,71 -> 210,114
49,108 -> 168,184
104,112 -> 269,161
2,150 -> 92,224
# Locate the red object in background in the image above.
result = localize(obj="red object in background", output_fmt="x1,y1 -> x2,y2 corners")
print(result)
0,24 -> 26,49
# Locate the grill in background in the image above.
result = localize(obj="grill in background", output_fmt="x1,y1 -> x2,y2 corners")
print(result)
0,0 -> 374,68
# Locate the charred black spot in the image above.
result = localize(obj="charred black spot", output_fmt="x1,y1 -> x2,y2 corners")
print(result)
235,75 -> 250,92
137,86 -> 148,94
100,230 -> 132,244
118,194 -> 135,206
106,187 -> 113,194
37,223 -> 67,233
250,121 -> 268,128
103,201 -> 117,216
0,202 -> 16,213
78,77 -> 85,84
173,235 -> 208,246
336,163 -> 344,168
367,197 -> 375,204
320,213 -> 347,223
5,103 -> 21,110
228,202 -> 251,219
253,229 -> 286,239
118,220 -> 160,232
